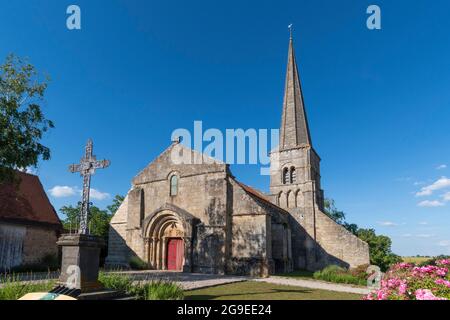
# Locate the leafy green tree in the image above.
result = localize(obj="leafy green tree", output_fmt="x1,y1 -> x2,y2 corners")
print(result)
60,203 -> 112,239
60,195 -> 124,239
0,54 -> 54,183
324,198 -> 358,235
107,195 -> 124,215
324,199 -> 346,225
356,228 -> 402,271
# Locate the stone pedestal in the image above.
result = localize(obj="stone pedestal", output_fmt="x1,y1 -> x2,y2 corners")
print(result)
57,234 -> 105,293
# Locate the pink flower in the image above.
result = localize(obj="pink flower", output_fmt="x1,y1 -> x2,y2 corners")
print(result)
397,262 -> 413,269
398,282 -> 407,295
377,289 -> 388,300
436,259 -> 450,266
436,268 -> 448,277
435,279 -> 450,288
415,289 -> 447,300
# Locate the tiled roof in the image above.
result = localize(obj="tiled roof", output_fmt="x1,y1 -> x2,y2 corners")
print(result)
0,171 -> 62,228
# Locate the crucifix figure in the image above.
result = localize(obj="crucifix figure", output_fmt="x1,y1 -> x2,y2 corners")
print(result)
69,139 -> 110,234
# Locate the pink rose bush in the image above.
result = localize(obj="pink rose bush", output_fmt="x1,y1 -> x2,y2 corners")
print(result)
364,259 -> 450,300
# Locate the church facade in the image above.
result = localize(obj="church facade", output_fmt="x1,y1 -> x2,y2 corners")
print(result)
106,37 -> 369,276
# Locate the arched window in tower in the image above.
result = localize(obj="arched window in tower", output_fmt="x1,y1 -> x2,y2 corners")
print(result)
170,175 -> 178,196
290,167 -> 296,184
282,168 -> 289,184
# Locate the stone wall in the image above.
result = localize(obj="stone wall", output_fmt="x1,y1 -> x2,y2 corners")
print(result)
106,195 -> 130,267
227,178 -> 293,276
288,204 -> 369,271
22,226 -> 59,265
107,144 -> 231,273
270,145 -> 370,272
313,209 -> 369,269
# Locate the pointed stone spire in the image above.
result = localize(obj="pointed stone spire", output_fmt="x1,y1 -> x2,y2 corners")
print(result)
279,32 -> 312,150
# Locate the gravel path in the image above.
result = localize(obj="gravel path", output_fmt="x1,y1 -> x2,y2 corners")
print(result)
111,270 -> 250,291
253,276 -> 371,295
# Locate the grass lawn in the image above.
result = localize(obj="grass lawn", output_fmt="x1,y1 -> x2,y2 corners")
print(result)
185,281 -> 362,300
402,257 -> 431,264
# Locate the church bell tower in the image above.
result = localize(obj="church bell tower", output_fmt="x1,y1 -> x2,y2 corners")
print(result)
269,32 -> 325,269
270,33 -> 324,211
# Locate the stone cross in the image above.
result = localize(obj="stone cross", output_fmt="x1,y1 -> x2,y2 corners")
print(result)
69,139 -> 110,234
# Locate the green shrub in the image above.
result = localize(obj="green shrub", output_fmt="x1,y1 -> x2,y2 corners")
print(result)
129,256 -> 149,270
349,264 -> 370,279
129,280 -> 184,300
0,275 -> 56,300
98,272 -> 133,293
313,265 -> 366,286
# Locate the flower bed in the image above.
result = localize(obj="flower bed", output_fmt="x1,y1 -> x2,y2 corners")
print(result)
365,259 -> 450,300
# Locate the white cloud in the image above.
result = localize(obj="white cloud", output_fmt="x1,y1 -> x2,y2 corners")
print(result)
438,240 -> 450,247
377,221 -> 398,227
417,234 -> 434,238
436,164 -> 447,170
403,233 -> 435,238
395,177 -> 412,182
49,186 -> 110,201
89,188 -> 110,201
48,186 -> 77,198
418,221 -> 428,225
416,177 -> 450,196
442,192 -> 450,202
418,200 -> 445,207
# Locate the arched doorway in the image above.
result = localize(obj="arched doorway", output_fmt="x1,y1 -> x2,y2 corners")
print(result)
166,238 -> 184,271
144,210 -> 185,271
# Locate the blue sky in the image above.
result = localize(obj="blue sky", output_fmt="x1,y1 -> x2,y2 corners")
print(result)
1,0 -> 449,256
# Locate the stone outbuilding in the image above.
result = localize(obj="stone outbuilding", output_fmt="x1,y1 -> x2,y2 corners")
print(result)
0,171 -> 63,271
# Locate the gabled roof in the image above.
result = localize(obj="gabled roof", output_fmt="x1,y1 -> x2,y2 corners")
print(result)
133,141 -> 227,185
0,171 -> 62,228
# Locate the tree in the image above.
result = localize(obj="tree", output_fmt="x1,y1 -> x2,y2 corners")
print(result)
324,198 -> 359,235
60,195 -> 124,239
107,195 -> 124,215
324,197 -> 401,271
60,203 -> 112,239
356,228 -> 402,271
0,54 -> 54,183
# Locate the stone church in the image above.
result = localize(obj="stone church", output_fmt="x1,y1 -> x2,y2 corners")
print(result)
106,36 -> 369,276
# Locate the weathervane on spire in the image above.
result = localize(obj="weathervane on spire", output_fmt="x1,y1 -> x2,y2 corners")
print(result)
288,24 -> 293,39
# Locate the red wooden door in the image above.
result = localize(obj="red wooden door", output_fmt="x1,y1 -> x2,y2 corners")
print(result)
167,238 -> 183,271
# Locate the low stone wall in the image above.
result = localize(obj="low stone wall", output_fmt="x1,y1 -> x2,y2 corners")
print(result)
314,210 -> 370,270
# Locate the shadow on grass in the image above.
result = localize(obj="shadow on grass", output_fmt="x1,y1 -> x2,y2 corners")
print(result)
186,288 -> 315,300
276,270 -> 314,279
